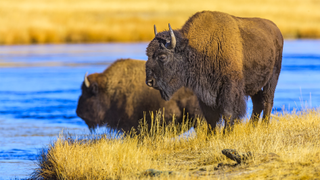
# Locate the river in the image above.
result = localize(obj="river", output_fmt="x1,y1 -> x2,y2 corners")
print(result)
0,40 -> 319,179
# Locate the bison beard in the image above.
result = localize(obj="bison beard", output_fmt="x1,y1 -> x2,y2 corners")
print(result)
145,11 -> 283,131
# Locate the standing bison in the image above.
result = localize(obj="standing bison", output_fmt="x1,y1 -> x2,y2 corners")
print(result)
76,59 -> 202,132
145,11 -> 283,130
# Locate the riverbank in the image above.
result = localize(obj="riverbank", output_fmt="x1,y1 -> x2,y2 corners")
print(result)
31,109 -> 320,179
0,0 -> 319,45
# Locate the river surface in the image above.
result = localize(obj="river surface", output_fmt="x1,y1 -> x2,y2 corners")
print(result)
0,40 -> 320,179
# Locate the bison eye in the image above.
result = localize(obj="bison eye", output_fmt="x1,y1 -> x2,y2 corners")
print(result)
158,54 -> 167,62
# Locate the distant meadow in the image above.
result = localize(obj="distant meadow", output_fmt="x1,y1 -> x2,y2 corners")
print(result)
0,0 -> 320,45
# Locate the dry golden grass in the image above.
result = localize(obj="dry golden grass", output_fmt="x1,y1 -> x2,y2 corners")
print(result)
31,109 -> 320,179
1,0 -> 320,45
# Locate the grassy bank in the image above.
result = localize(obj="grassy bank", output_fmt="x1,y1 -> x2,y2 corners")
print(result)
1,0 -> 320,45
31,109 -> 320,179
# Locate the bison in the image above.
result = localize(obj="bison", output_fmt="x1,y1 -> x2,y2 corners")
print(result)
145,11 -> 283,130
76,58 -> 202,133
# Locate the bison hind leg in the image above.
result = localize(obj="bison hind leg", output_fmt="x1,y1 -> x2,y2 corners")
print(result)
249,90 -> 264,125
262,68 -> 280,123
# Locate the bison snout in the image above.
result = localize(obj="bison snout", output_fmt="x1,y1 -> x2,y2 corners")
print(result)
146,77 -> 160,89
146,79 -> 154,87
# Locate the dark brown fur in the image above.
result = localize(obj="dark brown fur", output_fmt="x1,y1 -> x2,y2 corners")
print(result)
145,11 -> 283,130
76,59 -> 202,132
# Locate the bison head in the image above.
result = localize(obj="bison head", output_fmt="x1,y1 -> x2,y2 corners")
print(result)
146,24 -> 189,101
76,72 -> 109,131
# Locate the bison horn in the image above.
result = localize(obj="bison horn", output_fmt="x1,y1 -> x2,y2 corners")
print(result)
168,23 -> 176,49
154,24 -> 157,36
84,72 -> 90,88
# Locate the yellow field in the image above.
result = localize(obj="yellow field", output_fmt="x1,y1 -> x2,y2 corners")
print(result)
0,0 -> 319,45
31,109 -> 320,179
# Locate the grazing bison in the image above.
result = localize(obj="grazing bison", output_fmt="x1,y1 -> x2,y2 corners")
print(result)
145,11 -> 283,130
76,59 -> 202,132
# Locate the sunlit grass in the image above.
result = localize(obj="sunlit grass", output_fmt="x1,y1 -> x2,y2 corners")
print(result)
31,109 -> 320,179
1,0 -> 320,45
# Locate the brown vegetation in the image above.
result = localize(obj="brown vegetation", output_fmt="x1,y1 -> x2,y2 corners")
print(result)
1,0 -> 320,45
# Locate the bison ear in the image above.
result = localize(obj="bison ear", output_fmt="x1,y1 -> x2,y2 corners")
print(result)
178,38 -> 189,51
90,82 -> 99,95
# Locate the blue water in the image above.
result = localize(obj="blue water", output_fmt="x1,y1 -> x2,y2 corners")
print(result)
0,40 -> 320,179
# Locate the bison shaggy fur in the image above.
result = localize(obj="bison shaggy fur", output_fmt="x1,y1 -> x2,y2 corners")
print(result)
76,59 -> 202,132
145,11 -> 283,130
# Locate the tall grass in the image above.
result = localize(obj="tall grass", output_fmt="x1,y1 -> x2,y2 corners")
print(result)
1,0 -> 320,45
31,109 -> 320,179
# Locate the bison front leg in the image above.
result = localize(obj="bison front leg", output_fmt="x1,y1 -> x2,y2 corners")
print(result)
198,101 -> 220,134
222,110 -> 241,134
222,114 -> 234,133
220,80 -> 246,133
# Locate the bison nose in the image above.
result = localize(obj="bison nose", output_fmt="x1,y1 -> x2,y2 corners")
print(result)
146,79 -> 154,87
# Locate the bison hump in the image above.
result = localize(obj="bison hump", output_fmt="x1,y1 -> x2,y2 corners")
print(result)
181,11 -> 244,78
